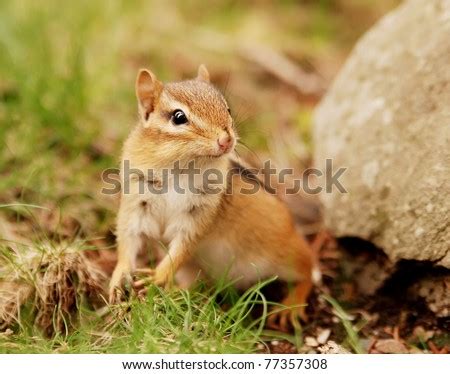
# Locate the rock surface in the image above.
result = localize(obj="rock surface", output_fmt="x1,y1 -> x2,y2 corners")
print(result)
313,0 -> 450,267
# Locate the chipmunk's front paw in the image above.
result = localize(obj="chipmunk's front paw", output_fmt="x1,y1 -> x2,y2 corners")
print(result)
267,306 -> 307,333
109,266 -> 132,304
132,267 -> 170,297
132,268 -> 156,299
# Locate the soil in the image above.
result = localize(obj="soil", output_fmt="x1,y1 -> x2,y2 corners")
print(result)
260,235 -> 450,353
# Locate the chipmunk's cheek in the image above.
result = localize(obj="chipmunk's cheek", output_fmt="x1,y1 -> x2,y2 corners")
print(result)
195,140 -> 217,157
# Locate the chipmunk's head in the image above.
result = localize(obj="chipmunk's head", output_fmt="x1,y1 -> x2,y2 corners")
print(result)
135,65 -> 236,162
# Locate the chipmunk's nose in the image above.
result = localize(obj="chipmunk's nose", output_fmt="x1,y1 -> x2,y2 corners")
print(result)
217,133 -> 233,153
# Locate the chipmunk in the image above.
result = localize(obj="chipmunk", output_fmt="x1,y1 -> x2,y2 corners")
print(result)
109,65 -> 316,330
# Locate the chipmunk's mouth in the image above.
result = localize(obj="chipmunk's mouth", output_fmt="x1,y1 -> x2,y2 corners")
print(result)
205,150 -> 234,159
212,145 -> 235,158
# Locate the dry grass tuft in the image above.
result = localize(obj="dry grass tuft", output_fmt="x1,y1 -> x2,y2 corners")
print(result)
0,241 -> 107,336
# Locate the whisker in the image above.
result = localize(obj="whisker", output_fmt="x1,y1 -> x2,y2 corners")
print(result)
221,71 -> 231,98
236,140 -> 262,164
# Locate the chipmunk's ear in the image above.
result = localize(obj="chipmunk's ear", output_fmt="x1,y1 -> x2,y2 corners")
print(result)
136,69 -> 163,121
196,64 -> 210,83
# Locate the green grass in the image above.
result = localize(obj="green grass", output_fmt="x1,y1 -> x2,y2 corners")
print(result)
0,283 -> 270,354
322,295 -> 365,354
0,224 -> 276,354
0,231 -> 271,354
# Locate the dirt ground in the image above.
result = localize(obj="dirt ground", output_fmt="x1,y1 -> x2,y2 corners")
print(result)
260,234 -> 449,354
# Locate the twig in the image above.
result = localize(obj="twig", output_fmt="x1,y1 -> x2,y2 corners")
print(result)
239,43 -> 326,96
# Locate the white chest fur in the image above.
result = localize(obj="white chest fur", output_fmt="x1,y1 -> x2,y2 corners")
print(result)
121,161 -> 226,245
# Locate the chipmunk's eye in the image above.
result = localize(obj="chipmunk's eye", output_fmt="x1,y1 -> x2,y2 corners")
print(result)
172,109 -> 188,125
227,108 -> 231,115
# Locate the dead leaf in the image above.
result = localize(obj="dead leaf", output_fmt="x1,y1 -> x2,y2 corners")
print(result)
305,336 -> 319,347
318,340 -> 351,354
375,339 -> 408,354
317,329 -> 331,344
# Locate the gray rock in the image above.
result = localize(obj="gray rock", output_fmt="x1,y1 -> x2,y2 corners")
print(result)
313,0 -> 450,267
